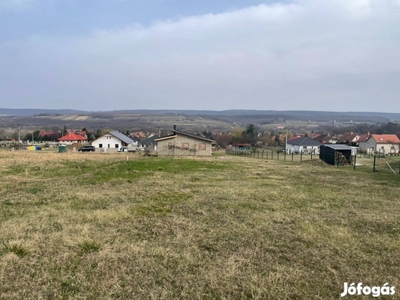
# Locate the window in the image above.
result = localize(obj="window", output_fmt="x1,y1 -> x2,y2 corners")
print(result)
99,144 -> 103,148
108,144 -> 110,148
168,142 -> 173,150
182,143 -> 189,150
198,143 -> 206,150
115,144 -> 119,148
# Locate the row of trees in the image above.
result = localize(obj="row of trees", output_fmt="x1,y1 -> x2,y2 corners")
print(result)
22,127 -> 106,142
213,124 -> 293,148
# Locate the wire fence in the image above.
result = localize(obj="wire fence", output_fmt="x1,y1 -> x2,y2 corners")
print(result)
226,148 -> 400,176
356,155 -> 400,175
225,149 -> 317,162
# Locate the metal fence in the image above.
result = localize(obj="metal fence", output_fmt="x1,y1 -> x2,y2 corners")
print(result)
355,155 -> 400,175
226,148 -> 400,176
225,149 -> 317,162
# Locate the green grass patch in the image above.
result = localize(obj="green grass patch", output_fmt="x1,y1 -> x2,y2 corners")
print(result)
1,152 -> 400,299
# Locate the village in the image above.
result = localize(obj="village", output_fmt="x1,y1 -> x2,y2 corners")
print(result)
1,123 -> 400,159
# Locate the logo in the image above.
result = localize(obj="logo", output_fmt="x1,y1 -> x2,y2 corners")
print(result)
340,282 -> 395,298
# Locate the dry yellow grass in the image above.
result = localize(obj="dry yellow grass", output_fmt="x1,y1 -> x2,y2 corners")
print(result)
1,150 -> 400,299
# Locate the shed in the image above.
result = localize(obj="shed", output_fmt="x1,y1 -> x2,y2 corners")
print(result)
319,144 -> 353,166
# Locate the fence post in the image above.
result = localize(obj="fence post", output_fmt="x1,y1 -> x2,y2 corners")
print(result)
353,154 -> 356,170
292,152 -> 294,161
284,150 -> 286,161
272,151 -> 274,160
277,151 -> 280,160
300,151 -> 302,162
311,151 -> 313,160
373,155 -> 376,172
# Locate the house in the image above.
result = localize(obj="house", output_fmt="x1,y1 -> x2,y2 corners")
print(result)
356,133 -> 371,153
358,134 -> 400,155
155,128 -> 214,156
337,132 -> 361,144
312,134 -> 337,144
286,137 -> 322,154
58,133 -> 87,145
138,134 -> 160,152
91,131 -> 136,151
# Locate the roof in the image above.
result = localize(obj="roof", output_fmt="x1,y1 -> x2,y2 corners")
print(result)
155,135 -> 177,142
321,144 -> 353,150
338,132 -> 360,143
308,133 -> 322,139
129,135 -> 142,142
58,133 -> 87,141
371,134 -> 400,144
141,134 -> 160,145
287,137 -> 322,146
155,130 -> 214,143
109,131 -> 133,144
357,134 -> 371,143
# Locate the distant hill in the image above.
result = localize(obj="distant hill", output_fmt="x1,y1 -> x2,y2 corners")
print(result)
0,108 -> 86,116
1,108 -> 399,132
1,108 -> 400,120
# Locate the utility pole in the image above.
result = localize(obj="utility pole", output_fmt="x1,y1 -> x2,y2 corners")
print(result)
285,127 -> 288,153
18,123 -> 20,149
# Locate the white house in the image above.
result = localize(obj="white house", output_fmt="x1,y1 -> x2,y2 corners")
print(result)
286,137 -> 322,154
91,131 -> 136,151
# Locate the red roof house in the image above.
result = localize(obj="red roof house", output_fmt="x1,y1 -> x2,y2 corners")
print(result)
58,133 -> 88,144
358,134 -> 400,154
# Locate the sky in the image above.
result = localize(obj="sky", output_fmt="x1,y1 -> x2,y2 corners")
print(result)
1,0 -> 400,112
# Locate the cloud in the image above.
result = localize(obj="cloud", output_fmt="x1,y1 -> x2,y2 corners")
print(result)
1,0 -> 400,111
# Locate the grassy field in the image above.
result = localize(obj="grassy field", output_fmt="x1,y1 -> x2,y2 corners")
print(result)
1,151 -> 400,299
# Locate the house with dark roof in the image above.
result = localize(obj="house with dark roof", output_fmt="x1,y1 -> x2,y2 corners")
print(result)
286,137 -> 322,154
138,134 -> 160,152
91,130 -> 135,151
312,134 -> 337,144
155,128 -> 214,156
337,132 -> 361,144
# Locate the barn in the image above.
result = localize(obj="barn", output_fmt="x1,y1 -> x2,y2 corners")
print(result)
319,144 -> 353,166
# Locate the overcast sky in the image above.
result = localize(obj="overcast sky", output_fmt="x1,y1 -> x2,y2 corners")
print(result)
1,0 -> 399,112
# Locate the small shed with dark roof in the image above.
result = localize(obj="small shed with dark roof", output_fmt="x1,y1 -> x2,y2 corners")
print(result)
319,144 -> 353,166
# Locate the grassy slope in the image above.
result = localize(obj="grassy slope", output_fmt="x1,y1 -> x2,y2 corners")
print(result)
0,151 -> 399,299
